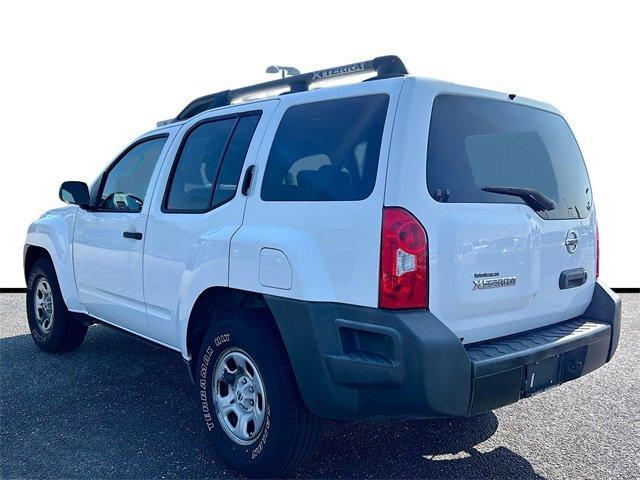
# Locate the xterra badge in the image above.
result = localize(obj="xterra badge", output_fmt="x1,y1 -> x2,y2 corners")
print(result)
473,275 -> 517,290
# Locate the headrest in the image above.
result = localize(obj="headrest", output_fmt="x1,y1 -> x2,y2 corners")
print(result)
297,165 -> 352,200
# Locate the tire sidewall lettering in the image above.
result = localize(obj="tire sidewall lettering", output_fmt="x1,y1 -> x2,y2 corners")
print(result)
199,343 -> 219,431
251,405 -> 271,459
214,333 -> 230,346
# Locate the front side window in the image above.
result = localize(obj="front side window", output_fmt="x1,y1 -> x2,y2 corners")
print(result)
165,114 -> 260,212
427,95 -> 592,220
99,136 -> 168,212
261,95 -> 389,201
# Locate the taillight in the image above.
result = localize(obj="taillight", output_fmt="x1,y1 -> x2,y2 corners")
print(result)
379,207 -> 428,309
596,221 -> 600,279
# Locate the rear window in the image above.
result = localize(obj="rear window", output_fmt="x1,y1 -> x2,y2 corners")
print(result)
261,95 -> 389,201
427,95 -> 592,220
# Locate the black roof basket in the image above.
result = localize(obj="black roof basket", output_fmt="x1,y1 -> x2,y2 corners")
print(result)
160,55 -> 407,126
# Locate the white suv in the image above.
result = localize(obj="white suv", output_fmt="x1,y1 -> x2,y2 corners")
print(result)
24,56 -> 621,477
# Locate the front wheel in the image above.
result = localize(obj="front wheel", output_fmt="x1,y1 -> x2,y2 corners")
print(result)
196,309 -> 322,478
26,257 -> 88,352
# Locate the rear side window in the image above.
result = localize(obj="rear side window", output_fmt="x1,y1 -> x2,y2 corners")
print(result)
165,114 -> 260,212
211,115 -> 260,207
427,95 -> 592,220
261,95 -> 389,201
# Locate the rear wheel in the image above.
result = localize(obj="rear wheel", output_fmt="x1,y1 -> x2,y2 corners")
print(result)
196,309 -> 322,478
26,257 -> 88,352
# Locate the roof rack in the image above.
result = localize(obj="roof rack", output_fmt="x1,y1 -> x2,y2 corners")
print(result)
158,55 -> 407,126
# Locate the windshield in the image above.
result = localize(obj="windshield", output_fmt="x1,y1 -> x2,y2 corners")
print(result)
426,94 -> 592,220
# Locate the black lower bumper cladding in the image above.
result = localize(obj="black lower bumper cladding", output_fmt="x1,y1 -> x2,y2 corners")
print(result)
265,281 -> 621,421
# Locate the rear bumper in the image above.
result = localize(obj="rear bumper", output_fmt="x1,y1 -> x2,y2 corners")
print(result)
265,281 -> 621,420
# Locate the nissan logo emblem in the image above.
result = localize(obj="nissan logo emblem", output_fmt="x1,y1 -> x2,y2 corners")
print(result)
565,230 -> 579,254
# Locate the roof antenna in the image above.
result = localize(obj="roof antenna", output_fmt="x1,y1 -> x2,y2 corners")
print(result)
266,65 -> 300,78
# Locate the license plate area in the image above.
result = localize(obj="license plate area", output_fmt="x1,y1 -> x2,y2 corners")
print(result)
524,354 -> 561,396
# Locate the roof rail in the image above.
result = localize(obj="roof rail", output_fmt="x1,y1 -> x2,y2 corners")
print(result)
158,55 -> 407,126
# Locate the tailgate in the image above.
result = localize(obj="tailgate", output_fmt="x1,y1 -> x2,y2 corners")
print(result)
421,94 -> 597,343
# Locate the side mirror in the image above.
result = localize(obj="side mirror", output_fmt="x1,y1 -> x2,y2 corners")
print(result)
59,181 -> 90,208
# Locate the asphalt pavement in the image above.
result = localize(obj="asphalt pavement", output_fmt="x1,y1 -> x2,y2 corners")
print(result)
1,293 -> 638,479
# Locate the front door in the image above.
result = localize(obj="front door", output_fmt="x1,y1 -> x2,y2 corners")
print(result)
73,134 -> 170,335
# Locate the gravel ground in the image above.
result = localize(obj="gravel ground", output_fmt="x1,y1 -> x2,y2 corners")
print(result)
1,293 -> 638,479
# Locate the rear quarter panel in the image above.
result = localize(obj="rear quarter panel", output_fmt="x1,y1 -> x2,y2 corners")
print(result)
229,78 -> 405,306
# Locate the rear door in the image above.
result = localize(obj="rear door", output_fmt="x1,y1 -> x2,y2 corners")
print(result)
389,86 -> 596,344
142,101 -> 277,347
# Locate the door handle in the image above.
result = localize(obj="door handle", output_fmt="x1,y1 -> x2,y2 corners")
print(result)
559,268 -> 587,290
241,165 -> 255,196
123,231 -> 143,240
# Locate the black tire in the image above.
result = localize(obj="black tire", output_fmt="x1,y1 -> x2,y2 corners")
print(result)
196,309 -> 322,478
26,257 -> 88,352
